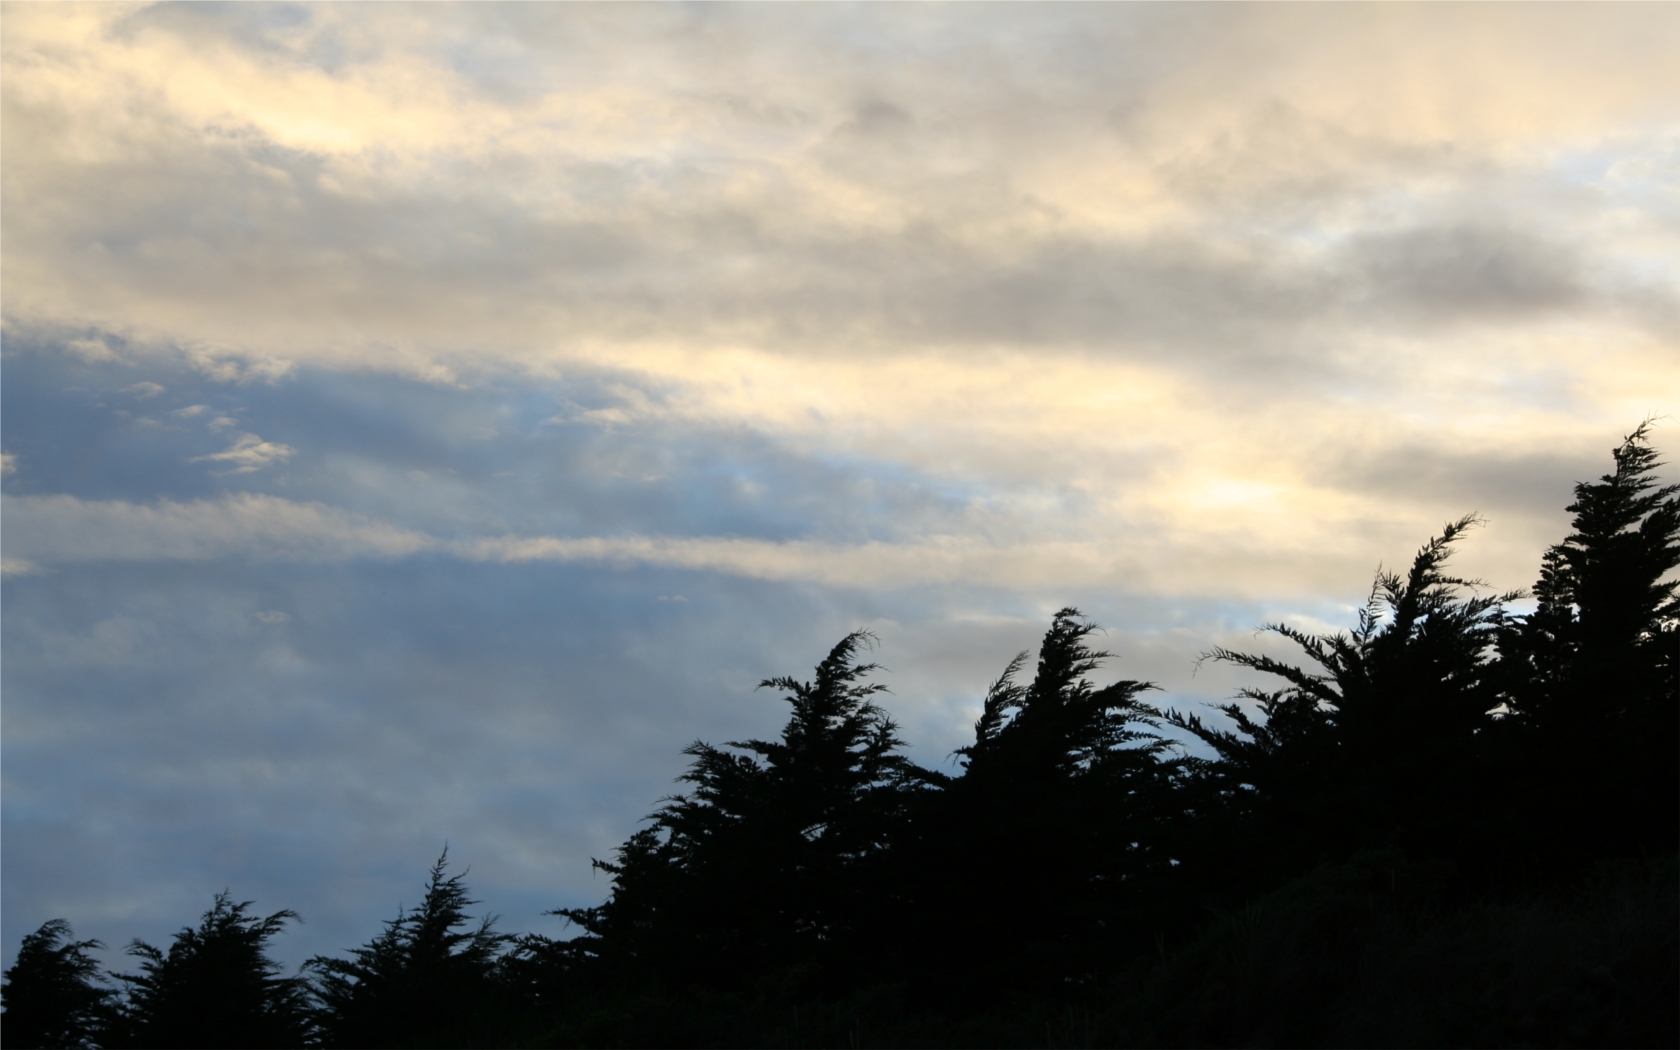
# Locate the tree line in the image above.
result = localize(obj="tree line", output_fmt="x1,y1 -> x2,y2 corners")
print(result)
5,424 -> 1676,1047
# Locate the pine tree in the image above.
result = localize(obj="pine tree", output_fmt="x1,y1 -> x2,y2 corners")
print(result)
1170,517 -> 1518,872
918,609 -> 1175,994
308,850 -> 511,1049
113,893 -> 311,1050
1498,422 -> 1679,725
559,631 -> 936,993
1495,422 -> 1679,861
1,919 -> 115,1049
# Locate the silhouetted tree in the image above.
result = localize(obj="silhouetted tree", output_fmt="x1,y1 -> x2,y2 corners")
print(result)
309,850 -> 511,1049
912,609 -> 1177,994
1,920 -> 114,1049
1495,421 -> 1680,863
560,631 -> 937,993
1169,517 -> 1518,876
112,893 -> 311,1049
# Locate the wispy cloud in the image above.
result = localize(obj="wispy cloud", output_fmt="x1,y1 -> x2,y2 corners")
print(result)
191,433 -> 295,473
2,494 -> 432,564
0,489 -> 1529,600
1,557 -> 43,577
64,336 -> 119,363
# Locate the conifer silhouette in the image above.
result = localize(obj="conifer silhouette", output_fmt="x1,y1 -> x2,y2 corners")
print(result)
309,850 -> 511,1048
112,893 -> 311,1049
1495,421 -> 1680,862
560,631 -> 936,992
1,919 -> 114,1049
1169,517 -> 1519,877
919,609 -> 1175,993
1500,423 -> 1679,719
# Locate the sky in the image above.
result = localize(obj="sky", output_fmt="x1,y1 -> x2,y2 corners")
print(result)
3,2 -> 1677,973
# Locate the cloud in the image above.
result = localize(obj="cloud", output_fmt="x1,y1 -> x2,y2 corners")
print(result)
1,558 -> 43,577
1,452 -> 16,475
1,494 -> 434,564
1345,224 -> 1585,321
0,484 -> 1503,600
3,3 -> 1675,387
191,432 -> 295,472
122,381 -> 167,399
65,336 -> 119,363
172,404 -> 209,418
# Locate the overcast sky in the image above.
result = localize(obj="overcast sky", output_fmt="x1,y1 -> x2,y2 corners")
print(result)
3,2 -> 1676,973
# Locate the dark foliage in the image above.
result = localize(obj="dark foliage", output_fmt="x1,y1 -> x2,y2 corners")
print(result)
307,850 -> 512,1048
911,609 -> 1178,996
556,631 -> 939,995
1121,851 -> 1679,1049
1493,421 -> 1680,866
1167,515 -> 1521,883
1,920 -> 114,1049
109,893 -> 311,1049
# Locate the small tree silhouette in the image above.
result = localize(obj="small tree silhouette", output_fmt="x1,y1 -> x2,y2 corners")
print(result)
1495,421 -> 1680,861
114,893 -> 311,1049
561,631 -> 936,992
1499,421 -> 1679,727
309,849 -> 511,1049
960,608 -> 1167,781
1,919 -> 115,1049
1168,517 -> 1518,873
916,609 -> 1175,993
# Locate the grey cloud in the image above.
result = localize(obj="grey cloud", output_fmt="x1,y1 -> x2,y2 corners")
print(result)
1311,441 -> 1605,563
2,494 -> 434,564
10,132 -> 1629,410
833,98 -> 916,143
11,2 -> 1670,391
1,344 -> 1004,551
1343,224 -> 1586,321
64,337 -> 121,363
9,114 -> 1342,369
